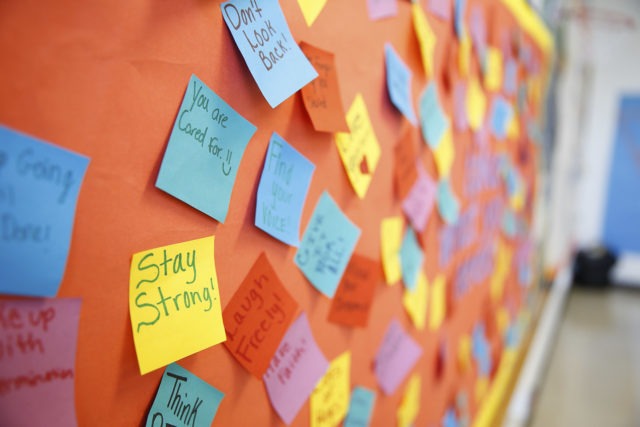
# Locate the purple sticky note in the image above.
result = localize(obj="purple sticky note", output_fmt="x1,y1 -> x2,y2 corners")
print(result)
367,0 -> 397,21
503,58 -> 518,96
453,82 -> 468,131
402,161 -> 436,232
0,298 -> 81,426
429,0 -> 451,21
374,319 -> 423,395
263,312 -> 329,424
470,6 -> 487,63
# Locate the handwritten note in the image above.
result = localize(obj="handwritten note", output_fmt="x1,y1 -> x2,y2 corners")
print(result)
221,0 -> 318,108
295,192 -> 361,298
400,227 -> 424,291
297,0 -> 328,27
429,275 -> 446,330
397,374 -> 421,427
344,387 -> 376,427
484,47 -> 503,92
380,217 -> 403,285
403,271 -> 428,330
223,253 -> 298,377
490,96 -> 514,141
328,254 -> 380,328
433,129 -> 455,178
367,0 -> 397,20
0,298 -> 81,426
419,83 -> 448,149
412,4 -> 437,77
0,126 -> 89,297
466,77 -> 486,131
129,236 -> 226,374
374,319 -> 422,395
310,351 -> 350,427
156,75 -> 257,223
264,313 -> 329,424
394,128 -> 419,200
335,94 -> 381,199
429,0 -> 451,21
146,363 -> 224,427
402,161 -> 436,232
437,179 -> 460,224
256,133 -> 315,246
300,43 -> 349,132
385,44 -> 417,125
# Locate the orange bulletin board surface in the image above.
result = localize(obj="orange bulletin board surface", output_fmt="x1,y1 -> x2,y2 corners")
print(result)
0,0 -> 552,425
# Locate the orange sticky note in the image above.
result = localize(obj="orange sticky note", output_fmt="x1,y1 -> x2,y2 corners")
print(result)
223,253 -> 299,377
394,128 -> 419,200
310,351 -> 351,427
328,254 -> 380,328
300,42 -> 349,133
380,217 -> 404,285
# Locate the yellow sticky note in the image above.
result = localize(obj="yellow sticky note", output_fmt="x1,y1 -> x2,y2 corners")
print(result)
458,335 -> 472,373
484,47 -> 503,92
335,94 -> 381,199
475,376 -> 489,402
297,0 -> 328,27
458,34 -> 472,78
412,4 -> 436,77
466,77 -> 486,131
433,129 -> 455,177
311,351 -> 351,427
496,308 -> 510,336
429,275 -> 446,330
397,374 -> 421,427
381,216 -> 404,285
403,271 -> 428,330
490,240 -> 512,303
129,236 -> 226,374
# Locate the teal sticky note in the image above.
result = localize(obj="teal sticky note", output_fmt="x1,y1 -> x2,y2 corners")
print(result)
221,0 -> 318,108
146,363 -> 224,427
419,83 -> 448,149
344,387 -> 376,427
490,96 -> 513,141
400,227 -> 423,291
437,179 -> 460,224
255,133 -> 315,246
295,192 -> 361,298
0,126 -> 89,297
385,43 -> 417,126
156,75 -> 257,223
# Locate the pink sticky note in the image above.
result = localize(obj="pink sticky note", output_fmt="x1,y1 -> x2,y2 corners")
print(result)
0,298 -> 81,426
429,0 -> 452,21
263,313 -> 329,424
367,0 -> 397,21
402,162 -> 436,232
374,319 -> 423,395
454,82 -> 469,131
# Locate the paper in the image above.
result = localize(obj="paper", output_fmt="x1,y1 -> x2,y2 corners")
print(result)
385,44 -> 417,125
484,47 -> 503,92
397,374 -> 421,427
344,387 -> 376,427
394,128 -> 419,200
402,162 -> 436,232
335,94 -> 382,199
221,0 -> 318,108
412,4 -> 437,77
299,43 -> 349,132
328,254 -> 380,328
419,83 -> 448,149
223,253 -> 299,377
374,319 -> 423,395
504,58 -> 518,95
310,351 -> 351,427
264,313 -> 329,425
454,0 -> 467,38
490,96 -> 514,140
429,0 -> 451,21
429,275 -> 446,330
437,179 -> 460,224
255,133 -> 315,246
367,0 -> 397,20
295,192 -> 361,297
453,82 -> 468,131
490,240 -> 511,303
469,5 -> 487,65
129,236 -> 226,374
400,227 -> 424,291
403,271 -> 428,330
156,75 -> 257,223
380,217 -> 404,285
297,0 -> 328,27
466,77 -> 487,131
0,126 -> 89,297
0,298 -> 81,426
146,363 -> 224,427
443,408 -> 460,427
472,324 -> 491,376
458,33 -> 472,77
433,129 -> 455,178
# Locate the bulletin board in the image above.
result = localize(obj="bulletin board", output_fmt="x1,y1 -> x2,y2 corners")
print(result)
0,0 -> 553,426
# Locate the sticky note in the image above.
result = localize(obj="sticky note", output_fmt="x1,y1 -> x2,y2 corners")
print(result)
0,298 -> 81,426
255,133 -> 315,246
156,75 -> 257,223
429,0 -> 451,21
484,47 -> 503,92
490,96 -> 514,140
367,0 -> 397,20
402,162 -> 436,232
328,254 -> 380,328
394,129 -> 419,200
437,179 -> 460,224
295,192 -> 361,297
412,4 -> 437,77
264,313 -> 329,424
221,0 -> 318,108
380,217 -> 404,285
458,33 -> 472,77
443,408 -> 460,427
490,240 -> 511,303
433,129 -> 455,178
454,0 -> 467,38
429,275 -> 446,330
146,363 -> 224,427
297,0 -> 328,27
344,387 -> 376,427
374,319 -> 422,395
400,227 -> 424,291
129,236 -> 226,374
504,58 -> 518,95
472,324 -> 491,376
397,374 -> 421,427
385,44 -> 417,125
419,83 -> 448,149
223,253 -> 299,377
335,94 -> 381,199
300,42 -> 349,132
0,126 -> 89,297
310,351 -> 351,427
403,271 -> 428,330
469,5 -> 487,65
453,82 -> 468,131
466,77 -> 486,131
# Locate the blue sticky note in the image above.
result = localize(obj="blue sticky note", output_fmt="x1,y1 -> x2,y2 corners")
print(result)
255,133 -> 315,246
156,75 -> 257,223
385,43 -> 417,126
419,83 -> 448,149
400,227 -> 423,291
443,408 -> 460,427
344,387 -> 376,427
295,192 -> 361,298
0,126 -> 89,297
437,179 -> 460,224
221,0 -> 318,108
504,58 -> 518,96
490,96 -> 513,141
146,363 -> 224,427
454,0 -> 467,39
502,208 -> 517,237
472,324 -> 491,376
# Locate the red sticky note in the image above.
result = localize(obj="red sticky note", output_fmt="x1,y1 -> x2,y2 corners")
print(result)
300,42 -> 349,133
328,254 -> 380,328
223,253 -> 299,377
394,128 -> 419,200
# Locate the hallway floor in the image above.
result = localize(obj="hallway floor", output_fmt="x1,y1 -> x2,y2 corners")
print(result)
530,286 -> 640,427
